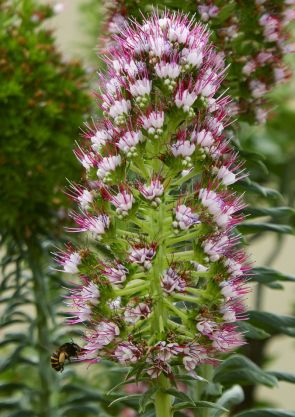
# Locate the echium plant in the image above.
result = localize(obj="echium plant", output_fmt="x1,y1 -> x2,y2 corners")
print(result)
98,0 -> 295,123
57,12 -> 250,416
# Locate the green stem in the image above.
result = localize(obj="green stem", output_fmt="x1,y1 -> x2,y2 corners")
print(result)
166,250 -> 195,261
186,287 -> 203,296
114,282 -> 149,296
27,241 -> 53,417
154,375 -> 174,417
166,229 -> 201,246
194,364 -> 214,417
150,203 -> 168,338
171,168 -> 199,187
167,319 -> 194,337
132,272 -> 147,279
172,293 -> 200,303
163,297 -> 188,322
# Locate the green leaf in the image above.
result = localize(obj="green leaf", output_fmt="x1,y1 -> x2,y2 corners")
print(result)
250,267 -> 295,287
61,404 -> 101,416
139,386 -> 158,413
243,206 -> 295,218
164,388 -> 194,405
248,311 -> 295,336
238,223 -> 293,235
234,409 -> 295,417
0,400 -> 19,410
7,411 -> 36,417
237,321 -> 270,340
217,3 -> 235,21
214,385 -> 244,417
108,394 -> 141,408
213,355 -> 277,387
0,383 -> 29,393
172,401 -> 228,412
175,373 -> 208,383
106,378 -> 136,396
268,371 -> 295,384
237,180 -> 282,200
140,410 -> 156,417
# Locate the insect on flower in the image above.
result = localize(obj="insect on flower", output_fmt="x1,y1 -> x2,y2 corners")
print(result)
50,342 -> 81,372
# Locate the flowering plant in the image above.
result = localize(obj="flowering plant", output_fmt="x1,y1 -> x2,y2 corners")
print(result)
99,0 -> 295,124
58,12 -> 251,416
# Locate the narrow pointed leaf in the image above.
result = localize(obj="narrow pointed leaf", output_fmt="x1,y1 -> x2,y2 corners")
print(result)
139,386 -> 158,413
214,385 -> 244,417
267,371 -> 295,384
238,223 -> 293,235
234,409 -> 295,417
237,321 -> 270,340
164,388 -> 194,405
250,267 -> 295,286
248,311 -> 295,336
213,355 -> 277,387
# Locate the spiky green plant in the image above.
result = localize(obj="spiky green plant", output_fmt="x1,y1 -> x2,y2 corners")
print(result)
57,11 -> 254,417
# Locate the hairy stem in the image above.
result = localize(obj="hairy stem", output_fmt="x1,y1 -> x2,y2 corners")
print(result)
154,375 -> 173,417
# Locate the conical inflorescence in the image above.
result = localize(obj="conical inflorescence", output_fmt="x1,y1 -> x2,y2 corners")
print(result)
55,11 -> 250,379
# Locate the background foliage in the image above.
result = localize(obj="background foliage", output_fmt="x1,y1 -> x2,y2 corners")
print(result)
0,1 -> 295,417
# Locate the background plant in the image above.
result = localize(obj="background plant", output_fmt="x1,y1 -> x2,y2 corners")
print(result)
0,1 -> 109,416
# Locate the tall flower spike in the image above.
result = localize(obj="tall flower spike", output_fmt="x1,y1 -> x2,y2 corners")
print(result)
61,11 -> 250,387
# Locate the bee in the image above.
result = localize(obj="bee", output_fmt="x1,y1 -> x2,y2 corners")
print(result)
50,342 -> 81,372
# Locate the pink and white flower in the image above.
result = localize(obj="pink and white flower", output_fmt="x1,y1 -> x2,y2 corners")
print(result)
69,213 -> 110,236
249,79 -> 268,98
211,325 -> 245,352
108,99 -> 131,119
66,281 -> 100,324
196,129 -> 215,147
54,248 -> 81,274
161,268 -> 186,293
124,302 -> 151,324
216,166 -> 237,186
129,78 -> 152,97
139,178 -> 164,201
202,234 -> 229,261
111,190 -> 134,215
97,155 -> 121,179
129,244 -> 156,269
114,342 -> 142,364
84,321 -> 120,355
183,47 -> 203,67
117,131 -> 143,154
140,111 -> 164,132
101,263 -> 128,284
90,129 -> 112,152
66,182 -> 94,211
197,320 -> 217,336
155,341 -> 179,361
174,204 -> 200,230
181,343 -> 209,371
155,61 -> 181,79
175,89 -> 198,112
61,11 -> 251,378
171,140 -> 195,157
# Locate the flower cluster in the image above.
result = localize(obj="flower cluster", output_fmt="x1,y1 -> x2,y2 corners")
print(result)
100,0 -> 295,123
59,12 -> 250,379
195,0 -> 295,122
